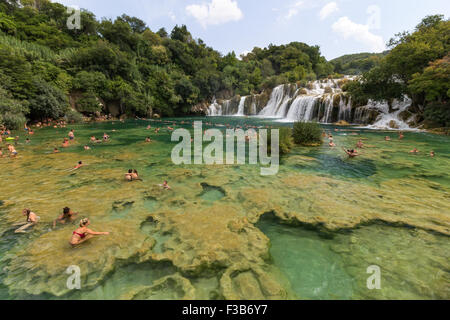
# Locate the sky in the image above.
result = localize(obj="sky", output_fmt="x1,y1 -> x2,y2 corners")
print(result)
54,0 -> 450,60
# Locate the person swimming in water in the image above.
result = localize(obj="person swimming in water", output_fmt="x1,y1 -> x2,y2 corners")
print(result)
399,132 -> 404,140
14,209 -> 39,233
103,133 -> 110,141
356,140 -> 364,148
385,136 -> 391,141
53,207 -> 78,228
84,145 -> 91,150
53,147 -> 60,153
343,147 -> 359,158
125,169 -> 133,181
329,141 -> 336,147
7,144 -> 18,157
62,138 -> 70,148
68,129 -> 75,141
160,180 -> 171,190
68,161 -> 84,171
145,137 -> 151,143
409,148 -> 419,154
132,169 -> 142,181
430,150 -> 435,157
69,218 -> 109,246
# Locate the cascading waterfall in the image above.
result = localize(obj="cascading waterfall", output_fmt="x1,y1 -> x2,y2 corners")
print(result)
259,85 -> 286,117
206,77 -> 415,129
285,96 -> 319,122
236,96 -> 247,116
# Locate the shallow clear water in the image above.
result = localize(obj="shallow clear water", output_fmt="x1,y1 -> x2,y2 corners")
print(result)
0,117 -> 448,300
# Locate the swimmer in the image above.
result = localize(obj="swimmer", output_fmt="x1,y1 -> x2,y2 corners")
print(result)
103,133 -> 110,141
25,138 -> 30,144
146,125 -> 151,130
53,147 -> 60,153
131,169 -> 142,181
329,141 -> 336,147
356,140 -> 364,148
62,138 -> 69,148
7,144 -> 18,157
343,147 -> 359,158
409,148 -> 419,154
84,145 -> 91,150
14,209 -> 39,233
430,150 -> 435,157
385,136 -> 391,141
160,180 -> 171,190
68,129 -> 75,141
69,218 -> 109,246
125,169 -> 133,181
145,137 -> 151,143
399,132 -> 404,140
53,207 -> 78,227
68,161 -> 84,171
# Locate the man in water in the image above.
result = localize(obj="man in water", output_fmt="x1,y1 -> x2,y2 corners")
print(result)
410,148 -> 419,154
68,129 -> 75,141
385,136 -> 391,141
430,150 -> 435,157
53,207 -> 78,228
343,147 -> 359,158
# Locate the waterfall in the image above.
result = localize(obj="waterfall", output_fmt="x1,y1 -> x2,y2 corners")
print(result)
236,96 -> 247,116
207,100 -> 221,116
259,85 -> 285,117
285,96 -> 319,122
205,77 -> 416,129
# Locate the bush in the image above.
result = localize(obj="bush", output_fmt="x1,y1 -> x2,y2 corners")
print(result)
293,122 -> 323,146
64,109 -> 83,123
424,102 -> 450,127
267,127 -> 294,156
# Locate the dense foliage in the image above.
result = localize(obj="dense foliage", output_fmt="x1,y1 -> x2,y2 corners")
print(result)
344,15 -> 450,127
0,0 -> 333,128
330,52 -> 388,75
292,122 -> 323,146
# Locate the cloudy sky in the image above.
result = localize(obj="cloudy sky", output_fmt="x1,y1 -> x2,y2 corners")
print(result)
54,0 -> 450,59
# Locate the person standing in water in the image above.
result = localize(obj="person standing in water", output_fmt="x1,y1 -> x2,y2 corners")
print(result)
14,209 -> 39,233
69,218 -> 109,246
7,144 -> 18,157
68,129 -> 75,141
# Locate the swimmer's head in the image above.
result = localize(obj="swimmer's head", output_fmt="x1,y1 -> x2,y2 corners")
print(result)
63,207 -> 70,215
128,169 -> 132,173
79,218 -> 89,227
22,208 -> 31,215
78,161 -> 82,164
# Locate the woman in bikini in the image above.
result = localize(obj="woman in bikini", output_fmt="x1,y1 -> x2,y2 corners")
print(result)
70,218 -> 109,246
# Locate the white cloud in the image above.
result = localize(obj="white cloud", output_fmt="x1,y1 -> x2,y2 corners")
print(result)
319,2 -> 338,20
285,1 -> 304,20
186,0 -> 243,28
332,16 -> 386,52
168,11 -> 176,21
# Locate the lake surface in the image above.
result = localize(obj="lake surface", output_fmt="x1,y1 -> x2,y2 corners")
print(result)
0,117 -> 448,300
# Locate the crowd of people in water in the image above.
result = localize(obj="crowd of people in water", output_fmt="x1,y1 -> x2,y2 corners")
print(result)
0,118 -> 438,246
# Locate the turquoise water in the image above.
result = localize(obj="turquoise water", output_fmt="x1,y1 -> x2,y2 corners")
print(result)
0,116 -> 449,300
